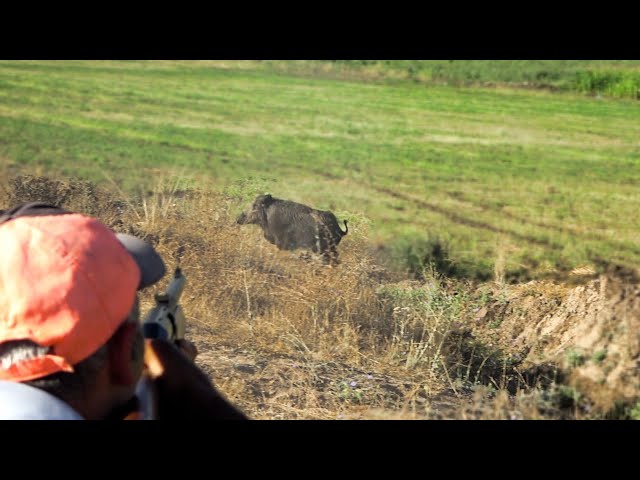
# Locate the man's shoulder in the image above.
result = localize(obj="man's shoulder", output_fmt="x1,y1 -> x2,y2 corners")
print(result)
0,380 -> 84,420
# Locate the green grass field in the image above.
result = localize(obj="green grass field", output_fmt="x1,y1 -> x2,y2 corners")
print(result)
1,60 -> 639,281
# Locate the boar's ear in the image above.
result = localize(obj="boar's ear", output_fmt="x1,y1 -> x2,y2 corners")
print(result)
261,193 -> 274,206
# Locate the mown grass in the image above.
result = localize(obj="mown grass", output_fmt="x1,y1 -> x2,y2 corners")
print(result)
0,60 -> 639,281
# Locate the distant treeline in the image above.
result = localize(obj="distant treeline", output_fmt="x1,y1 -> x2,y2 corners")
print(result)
259,60 -> 640,99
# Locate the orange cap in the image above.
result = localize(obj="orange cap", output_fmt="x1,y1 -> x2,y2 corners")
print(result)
0,212 -> 163,382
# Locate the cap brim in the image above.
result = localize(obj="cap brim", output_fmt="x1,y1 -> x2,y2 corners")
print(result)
115,233 -> 166,289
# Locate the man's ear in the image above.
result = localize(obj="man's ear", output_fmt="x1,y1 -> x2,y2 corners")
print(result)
107,322 -> 140,386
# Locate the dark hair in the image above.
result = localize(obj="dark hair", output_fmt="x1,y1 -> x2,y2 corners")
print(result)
0,202 -> 69,225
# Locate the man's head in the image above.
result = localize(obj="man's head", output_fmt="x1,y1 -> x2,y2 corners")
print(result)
0,202 -> 166,419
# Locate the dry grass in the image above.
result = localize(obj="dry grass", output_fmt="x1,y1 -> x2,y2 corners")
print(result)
2,172 -> 638,420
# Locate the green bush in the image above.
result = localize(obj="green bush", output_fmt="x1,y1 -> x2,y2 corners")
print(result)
386,234 -> 459,280
573,71 -> 640,99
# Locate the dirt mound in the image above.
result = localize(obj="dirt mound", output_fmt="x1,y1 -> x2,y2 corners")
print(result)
475,269 -> 640,413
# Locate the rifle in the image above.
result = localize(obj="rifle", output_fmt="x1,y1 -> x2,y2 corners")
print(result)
132,266 -> 187,420
141,266 -> 187,342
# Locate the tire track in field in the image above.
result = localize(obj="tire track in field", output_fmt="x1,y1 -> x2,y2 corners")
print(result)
248,160 -> 640,261
442,190 -> 640,255
374,185 -> 565,249
297,165 -> 564,250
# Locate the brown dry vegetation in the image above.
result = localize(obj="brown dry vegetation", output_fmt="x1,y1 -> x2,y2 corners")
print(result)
2,173 -> 640,420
